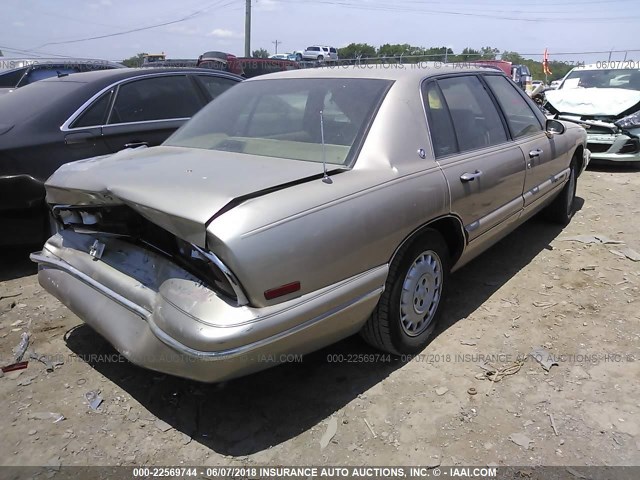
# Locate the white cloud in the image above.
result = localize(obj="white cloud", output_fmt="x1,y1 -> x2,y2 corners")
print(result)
207,28 -> 241,39
166,25 -> 201,35
13,21 -> 25,27
88,0 -> 112,9
255,0 -> 281,12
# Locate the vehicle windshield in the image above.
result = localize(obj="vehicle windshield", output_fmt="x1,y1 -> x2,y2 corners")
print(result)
165,78 -> 392,166
560,68 -> 640,90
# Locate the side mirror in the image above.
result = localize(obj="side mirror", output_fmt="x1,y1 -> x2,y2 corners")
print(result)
546,119 -> 565,136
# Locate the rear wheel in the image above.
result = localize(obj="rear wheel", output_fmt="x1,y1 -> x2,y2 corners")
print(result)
361,230 -> 450,355
545,159 -> 577,225
317,55 -> 324,62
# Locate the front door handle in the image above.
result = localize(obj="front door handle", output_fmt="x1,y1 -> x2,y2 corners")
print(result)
124,141 -> 149,149
529,148 -> 543,158
460,170 -> 483,182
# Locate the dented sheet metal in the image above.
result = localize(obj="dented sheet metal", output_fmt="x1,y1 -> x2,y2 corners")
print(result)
545,88 -> 640,117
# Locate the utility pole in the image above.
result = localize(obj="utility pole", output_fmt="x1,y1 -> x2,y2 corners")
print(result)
272,40 -> 282,55
244,0 -> 251,57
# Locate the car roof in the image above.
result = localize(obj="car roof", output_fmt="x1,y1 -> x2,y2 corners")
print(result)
0,67 -> 243,132
37,67 -> 242,85
246,63 -> 505,82
0,57 -> 124,71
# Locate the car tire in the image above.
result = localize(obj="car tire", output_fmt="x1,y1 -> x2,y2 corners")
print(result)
360,229 -> 450,355
295,53 -> 302,62
317,55 -> 324,61
545,158 -> 577,225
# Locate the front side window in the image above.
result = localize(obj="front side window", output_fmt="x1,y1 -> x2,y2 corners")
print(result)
108,75 -> 202,124
437,75 -> 507,152
166,78 -> 392,166
484,75 -> 542,138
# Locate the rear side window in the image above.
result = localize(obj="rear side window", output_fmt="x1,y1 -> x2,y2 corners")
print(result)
72,91 -> 113,128
108,75 -> 202,124
437,75 -> 507,152
484,75 -> 542,138
196,75 -> 238,99
423,82 -> 458,158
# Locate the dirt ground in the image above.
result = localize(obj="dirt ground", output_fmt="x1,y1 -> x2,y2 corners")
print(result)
1,167 -> 639,471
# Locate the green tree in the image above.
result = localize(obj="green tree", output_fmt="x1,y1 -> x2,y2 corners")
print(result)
337,43 -> 377,60
421,46 -> 454,62
500,50 -> 526,64
457,47 -> 482,61
480,46 -> 500,60
377,43 -> 413,58
0,50 -> 4,56
251,48 -> 270,58
122,52 -> 147,67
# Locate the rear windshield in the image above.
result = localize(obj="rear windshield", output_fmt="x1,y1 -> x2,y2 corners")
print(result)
0,80 -> 82,123
165,78 -> 392,166
561,68 -> 640,90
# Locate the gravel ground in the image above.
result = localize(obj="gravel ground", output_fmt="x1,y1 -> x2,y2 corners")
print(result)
1,167 -> 639,471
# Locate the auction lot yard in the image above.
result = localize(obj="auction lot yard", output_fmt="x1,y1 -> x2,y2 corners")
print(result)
1,168 -> 639,469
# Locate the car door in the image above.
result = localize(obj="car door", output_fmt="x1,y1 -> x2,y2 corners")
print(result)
483,74 -> 565,209
62,88 -> 113,158
424,75 -> 526,241
101,74 -> 207,152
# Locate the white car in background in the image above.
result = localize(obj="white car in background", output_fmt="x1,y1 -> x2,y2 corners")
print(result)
296,46 -> 339,62
548,79 -> 562,89
545,63 -> 640,165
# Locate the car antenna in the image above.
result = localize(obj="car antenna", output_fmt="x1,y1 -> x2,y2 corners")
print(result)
320,110 -> 333,184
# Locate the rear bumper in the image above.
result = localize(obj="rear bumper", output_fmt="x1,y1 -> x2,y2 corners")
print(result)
31,231 -> 386,383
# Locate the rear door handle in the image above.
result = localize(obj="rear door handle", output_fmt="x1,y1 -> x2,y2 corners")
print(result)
64,132 -> 95,146
529,148 -> 543,158
124,141 -> 149,149
460,170 -> 483,182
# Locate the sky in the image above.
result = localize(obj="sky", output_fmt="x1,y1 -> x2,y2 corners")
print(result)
2,0 -> 639,64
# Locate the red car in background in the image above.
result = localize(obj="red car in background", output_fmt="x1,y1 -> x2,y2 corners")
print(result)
197,51 -> 299,78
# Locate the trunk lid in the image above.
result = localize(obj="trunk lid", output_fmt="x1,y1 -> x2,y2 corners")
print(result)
45,146 -> 334,247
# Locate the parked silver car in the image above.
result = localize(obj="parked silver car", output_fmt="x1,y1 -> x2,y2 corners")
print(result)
32,65 -> 590,382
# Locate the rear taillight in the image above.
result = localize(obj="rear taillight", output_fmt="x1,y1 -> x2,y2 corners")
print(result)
175,239 -> 248,305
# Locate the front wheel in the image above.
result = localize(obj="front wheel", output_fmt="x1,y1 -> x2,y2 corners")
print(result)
545,160 -> 577,225
360,230 -> 450,355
